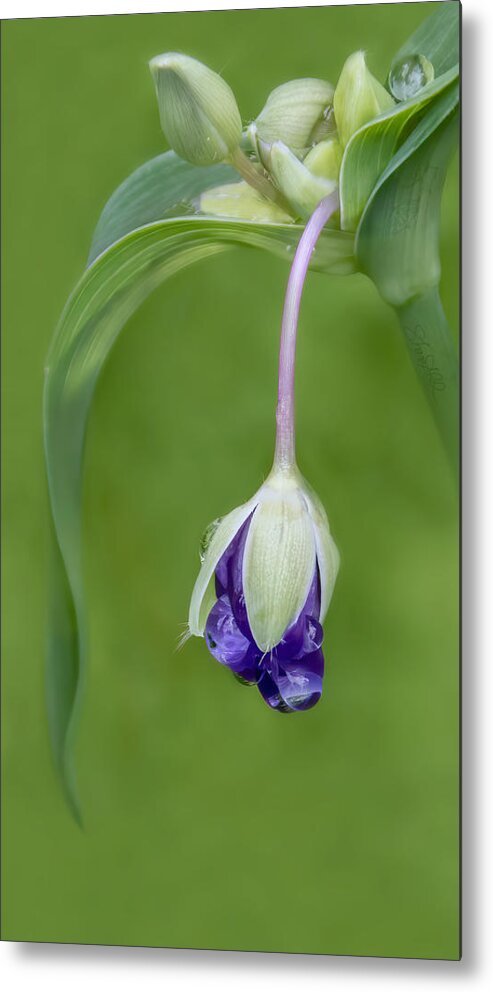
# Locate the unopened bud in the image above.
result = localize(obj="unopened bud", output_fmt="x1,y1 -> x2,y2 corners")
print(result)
253,78 -> 335,160
149,52 -> 242,166
269,141 -> 336,220
304,137 -> 343,183
333,51 -> 394,147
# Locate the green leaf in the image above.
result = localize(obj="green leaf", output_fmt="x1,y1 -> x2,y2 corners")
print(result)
355,90 -> 459,306
389,1 -> 460,79
89,153 -> 238,262
46,524 -> 84,825
356,100 -> 459,472
343,3 -> 460,474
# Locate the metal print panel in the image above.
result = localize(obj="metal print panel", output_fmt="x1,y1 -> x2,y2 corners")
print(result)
1,1 -> 460,959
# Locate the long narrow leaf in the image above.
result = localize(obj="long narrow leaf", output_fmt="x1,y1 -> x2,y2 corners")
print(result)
355,92 -> 459,305
356,106 -> 459,470
389,1 -> 460,78
89,154 -> 237,262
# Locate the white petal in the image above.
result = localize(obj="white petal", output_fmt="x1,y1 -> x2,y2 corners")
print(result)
303,486 -> 340,621
243,486 -> 316,652
188,498 -> 258,636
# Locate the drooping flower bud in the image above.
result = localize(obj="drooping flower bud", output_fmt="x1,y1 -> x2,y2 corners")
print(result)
333,50 -> 394,147
149,52 -> 242,166
186,188 -> 341,713
199,180 -> 293,223
252,77 -> 335,162
268,141 -> 337,220
188,465 -> 339,712
304,137 -> 343,183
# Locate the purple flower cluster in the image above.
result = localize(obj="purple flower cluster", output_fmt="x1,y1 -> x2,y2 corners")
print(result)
205,514 -> 325,712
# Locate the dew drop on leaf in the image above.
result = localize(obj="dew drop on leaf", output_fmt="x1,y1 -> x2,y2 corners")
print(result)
389,54 -> 435,102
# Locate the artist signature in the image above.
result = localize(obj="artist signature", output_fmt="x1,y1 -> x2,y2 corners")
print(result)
404,323 -> 446,393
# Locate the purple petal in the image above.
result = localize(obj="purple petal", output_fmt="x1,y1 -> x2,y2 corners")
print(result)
275,570 -> 322,662
257,669 -> 294,713
214,512 -> 255,638
209,516 -> 326,712
275,613 -> 323,662
277,648 -> 324,711
206,595 -> 250,664
205,595 -> 260,682
258,648 -> 324,712
304,569 -> 322,618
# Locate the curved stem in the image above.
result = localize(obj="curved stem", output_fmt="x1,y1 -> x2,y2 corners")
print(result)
274,191 -> 339,470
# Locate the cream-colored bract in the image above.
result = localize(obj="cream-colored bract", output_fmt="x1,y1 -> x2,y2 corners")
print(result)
188,465 -> 339,647
269,142 -> 337,221
302,483 -> 340,622
242,476 -> 316,652
333,50 -> 394,148
188,497 -> 259,636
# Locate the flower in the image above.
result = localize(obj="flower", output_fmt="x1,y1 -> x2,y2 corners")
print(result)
189,465 -> 339,713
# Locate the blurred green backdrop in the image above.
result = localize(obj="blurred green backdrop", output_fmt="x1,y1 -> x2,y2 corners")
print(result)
1,3 -> 459,959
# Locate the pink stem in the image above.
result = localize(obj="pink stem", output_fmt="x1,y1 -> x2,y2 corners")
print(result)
274,191 -> 339,470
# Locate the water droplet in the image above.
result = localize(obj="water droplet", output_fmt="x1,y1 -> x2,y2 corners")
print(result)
232,672 -> 256,687
199,516 -> 223,562
389,54 -> 434,102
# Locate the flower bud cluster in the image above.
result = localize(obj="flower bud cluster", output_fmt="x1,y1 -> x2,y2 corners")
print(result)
149,52 -> 242,166
149,48 -> 407,222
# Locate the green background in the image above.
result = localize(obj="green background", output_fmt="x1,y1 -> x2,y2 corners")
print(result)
1,3 -> 459,959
